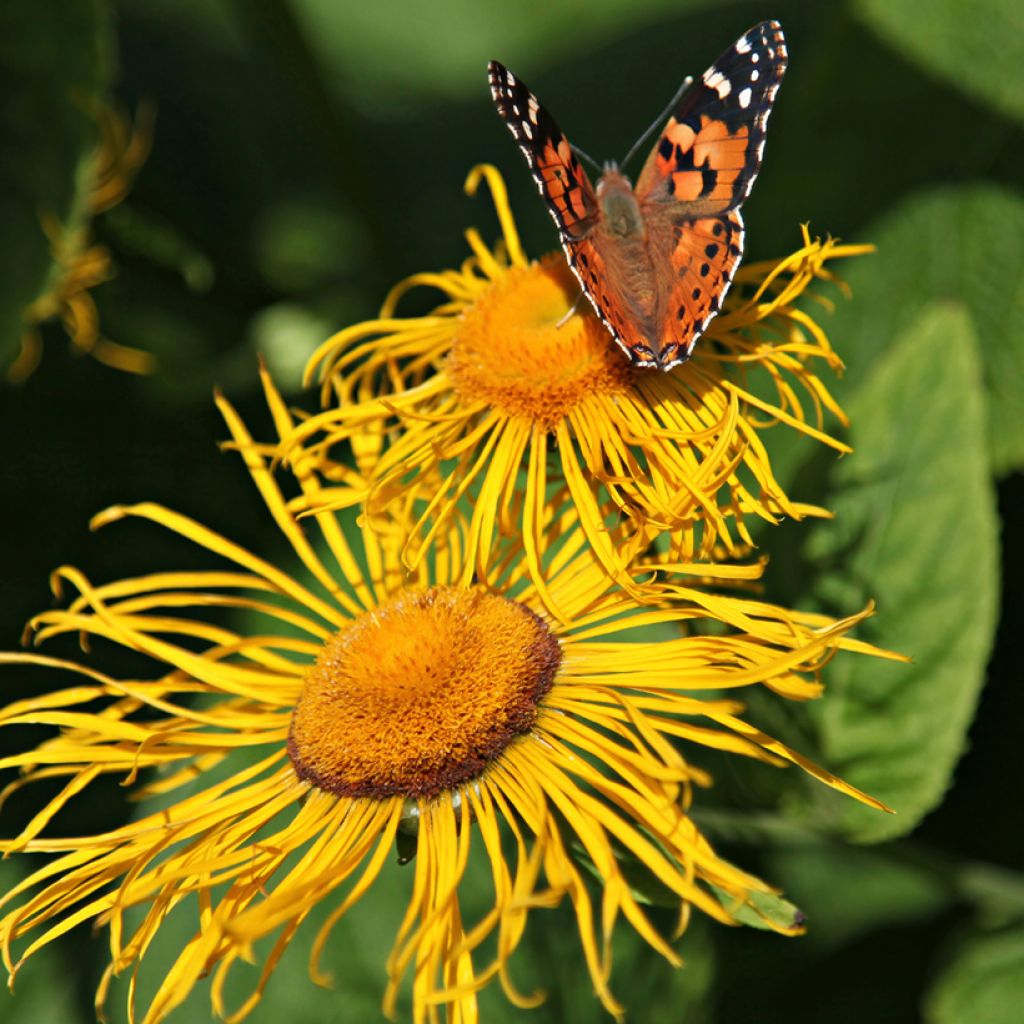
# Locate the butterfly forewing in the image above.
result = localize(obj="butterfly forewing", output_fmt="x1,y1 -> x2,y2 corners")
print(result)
635,20 -> 788,214
487,62 -> 598,239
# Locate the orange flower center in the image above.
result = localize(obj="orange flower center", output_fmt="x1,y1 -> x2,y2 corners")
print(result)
447,255 -> 634,428
288,586 -> 561,799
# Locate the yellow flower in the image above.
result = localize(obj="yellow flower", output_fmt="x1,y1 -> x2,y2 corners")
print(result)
8,105 -> 155,383
0,368 -> 900,1024
284,164 -> 868,602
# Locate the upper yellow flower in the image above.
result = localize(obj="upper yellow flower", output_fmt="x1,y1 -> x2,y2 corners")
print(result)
282,165 -> 867,610
0,367 -> 899,1024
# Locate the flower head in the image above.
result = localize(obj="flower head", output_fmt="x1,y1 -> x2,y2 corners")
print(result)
285,165 -> 867,606
0,368 -> 898,1023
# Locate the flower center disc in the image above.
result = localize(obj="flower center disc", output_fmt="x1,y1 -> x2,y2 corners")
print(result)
288,586 -> 561,799
448,255 -> 634,428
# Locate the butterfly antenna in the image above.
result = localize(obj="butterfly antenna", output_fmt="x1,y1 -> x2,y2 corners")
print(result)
571,144 -> 602,174
555,290 -> 585,329
620,75 -> 693,171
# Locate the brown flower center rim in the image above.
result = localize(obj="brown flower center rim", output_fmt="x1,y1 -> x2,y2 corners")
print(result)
447,255 -> 634,428
288,586 -> 561,799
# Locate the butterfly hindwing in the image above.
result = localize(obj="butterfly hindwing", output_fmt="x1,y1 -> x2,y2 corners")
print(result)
657,211 -> 745,366
488,61 -> 598,240
635,20 -> 787,215
562,236 -> 651,360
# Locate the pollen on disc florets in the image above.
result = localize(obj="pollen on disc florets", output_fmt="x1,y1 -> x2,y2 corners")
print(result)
447,254 -> 635,429
287,586 -> 562,799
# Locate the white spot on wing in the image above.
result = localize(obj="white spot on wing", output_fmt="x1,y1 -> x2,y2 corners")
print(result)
738,87 -> 752,109
736,36 -> 752,54
750,69 -> 759,82
703,68 -> 731,99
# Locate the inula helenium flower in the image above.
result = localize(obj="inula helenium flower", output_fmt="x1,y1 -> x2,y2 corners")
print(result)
284,165 -> 867,607
0,368 -> 898,1023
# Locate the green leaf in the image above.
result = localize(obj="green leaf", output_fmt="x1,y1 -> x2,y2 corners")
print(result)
822,185 -> 1024,476
762,841 -> 954,950
0,859 -> 86,1024
694,811 -> 959,943
955,861 -> 1024,923
288,0 -> 718,106
799,301 -> 999,842
925,928 -> 1024,1024
709,884 -> 805,933
99,832 -> 411,1023
0,0 -> 113,367
856,0 -> 1024,126
487,903 -> 715,1024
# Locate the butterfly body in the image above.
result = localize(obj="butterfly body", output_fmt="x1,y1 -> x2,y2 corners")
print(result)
591,169 -> 657,320
489,21 -> 787,370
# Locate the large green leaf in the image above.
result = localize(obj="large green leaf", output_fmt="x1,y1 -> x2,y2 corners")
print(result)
856,0 -> 1024,126
0,0 -> 113,367
822,185 -> 1024,476
798,301 -> 999,842
925,928 -> 1024,1024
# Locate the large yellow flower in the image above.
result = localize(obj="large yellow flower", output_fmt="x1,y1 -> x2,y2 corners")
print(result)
0,368 -> 899,1023
284,164 -> 867,602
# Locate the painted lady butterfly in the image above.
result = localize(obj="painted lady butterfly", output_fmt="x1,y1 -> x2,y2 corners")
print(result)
489,21 -> 788,370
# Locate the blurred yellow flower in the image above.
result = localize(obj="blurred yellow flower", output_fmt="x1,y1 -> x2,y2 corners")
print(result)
285,164 -> 868,604
0,367 -> 898,1024
8,104 -> 155,383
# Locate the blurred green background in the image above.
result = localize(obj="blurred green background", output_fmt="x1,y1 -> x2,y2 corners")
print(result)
1,0 -> 1022,1021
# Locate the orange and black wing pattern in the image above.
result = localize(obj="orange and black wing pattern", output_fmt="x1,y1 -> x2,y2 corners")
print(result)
657,211 -> 745,367
635,21 -> 787,365
490,22 -> 786,371
635,20 -> 788,215
488,61 -> 598,242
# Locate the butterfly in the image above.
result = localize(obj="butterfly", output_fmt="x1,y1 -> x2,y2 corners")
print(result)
489,20 -> 787,370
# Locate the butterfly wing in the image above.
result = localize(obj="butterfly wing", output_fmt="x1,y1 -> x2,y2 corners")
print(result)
625,21 -> 787,367
652,210 -> 745,368
489,63 -> 656,357
488,61 -> 599,242
635,20 -> 787,213
489,62 -> 680,364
